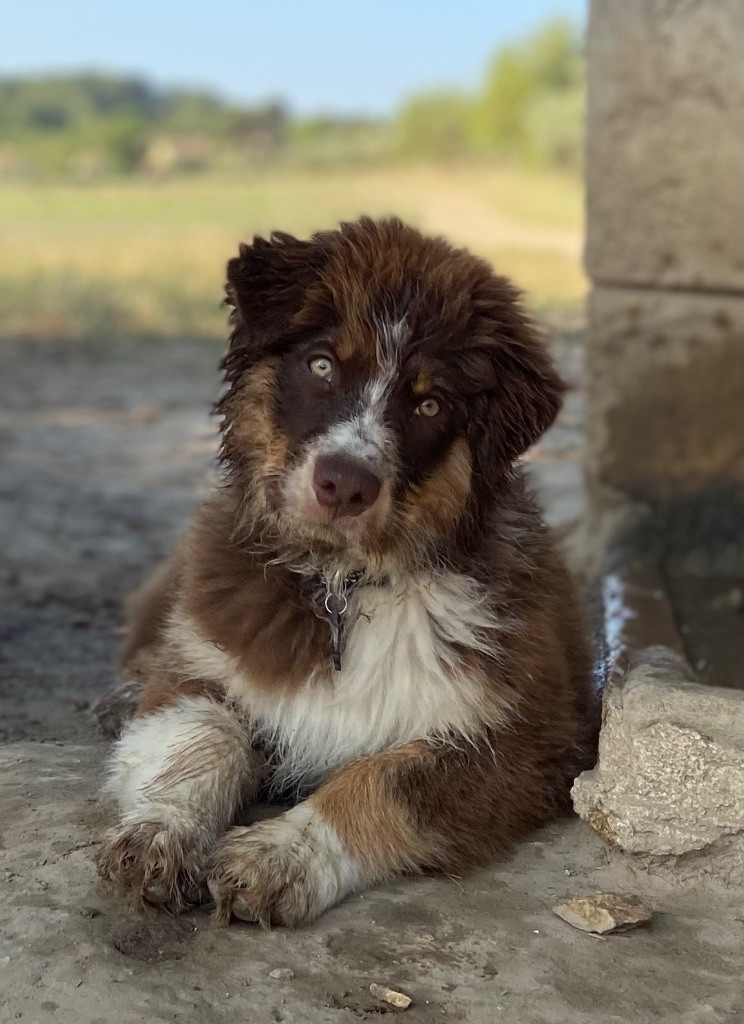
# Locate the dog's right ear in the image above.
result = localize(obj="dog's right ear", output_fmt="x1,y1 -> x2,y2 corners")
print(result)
225,232 -> 330,355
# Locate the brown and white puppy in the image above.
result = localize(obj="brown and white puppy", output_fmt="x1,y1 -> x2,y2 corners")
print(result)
96,217 -> 594,927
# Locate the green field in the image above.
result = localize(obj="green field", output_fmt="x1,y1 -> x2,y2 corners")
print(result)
0,166 -> 585,341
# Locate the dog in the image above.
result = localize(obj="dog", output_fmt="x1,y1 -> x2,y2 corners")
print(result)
95,217 -> 594,927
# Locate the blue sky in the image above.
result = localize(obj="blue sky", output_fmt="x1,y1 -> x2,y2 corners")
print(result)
1,0 -> 586,116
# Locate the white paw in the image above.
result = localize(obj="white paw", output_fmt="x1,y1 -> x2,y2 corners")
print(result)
207,806 -> 361,927
96,820 -> 208,912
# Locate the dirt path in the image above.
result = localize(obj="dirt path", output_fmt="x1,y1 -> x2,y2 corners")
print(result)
0,335 -> 740,1024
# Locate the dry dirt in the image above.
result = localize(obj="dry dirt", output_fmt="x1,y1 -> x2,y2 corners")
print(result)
1,335 -> 741,1024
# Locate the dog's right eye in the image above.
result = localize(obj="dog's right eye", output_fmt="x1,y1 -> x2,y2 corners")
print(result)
308,356 -> 333,383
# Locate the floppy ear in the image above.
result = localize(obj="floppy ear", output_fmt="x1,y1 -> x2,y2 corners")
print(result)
225,231 -> 330,357
473,274 -> 565,465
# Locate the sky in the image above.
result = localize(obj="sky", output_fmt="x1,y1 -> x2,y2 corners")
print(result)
0,0 -> 586,117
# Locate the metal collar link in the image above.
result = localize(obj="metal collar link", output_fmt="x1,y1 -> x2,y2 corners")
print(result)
322,569 -> 363,671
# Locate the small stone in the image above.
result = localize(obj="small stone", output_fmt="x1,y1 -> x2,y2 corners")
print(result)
369,983 -> 412,1009
269,968 -> 294,981
552,892 -> 652,934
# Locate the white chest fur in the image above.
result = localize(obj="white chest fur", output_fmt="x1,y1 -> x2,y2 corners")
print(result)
169,572 -> 502,795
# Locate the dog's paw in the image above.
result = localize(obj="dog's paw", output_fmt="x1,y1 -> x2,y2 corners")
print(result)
207,806 -> 360,928
91,677 -> 141,739
96,821 -> 207,913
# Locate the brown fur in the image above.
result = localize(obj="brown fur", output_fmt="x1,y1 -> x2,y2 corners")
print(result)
181,493 -> 332,692
119,547 -> 183,671
400,436 -> 473,539
96,217 -> 595,926
312,741 -> 437,872
311,515 -> 592,877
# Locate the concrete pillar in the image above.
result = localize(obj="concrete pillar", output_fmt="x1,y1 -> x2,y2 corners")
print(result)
585,0 -> 744,521
577,2 -> 744,884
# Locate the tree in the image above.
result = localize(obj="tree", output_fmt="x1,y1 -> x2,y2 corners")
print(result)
474,18 -> 583,163
396,90 -> 474,161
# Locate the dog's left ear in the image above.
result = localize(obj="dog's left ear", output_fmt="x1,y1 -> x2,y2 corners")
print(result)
473,274 -> 565,465
225,231 -> 330,357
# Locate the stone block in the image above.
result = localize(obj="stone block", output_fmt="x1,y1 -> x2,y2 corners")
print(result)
573,646 -> 744,881
585,0 -> 744,291
586,285 -> 744,501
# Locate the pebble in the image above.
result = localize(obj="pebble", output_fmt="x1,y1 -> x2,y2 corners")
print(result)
369,983 -> 412,1009
552,892 -> 652,934
269,968 -> 294,981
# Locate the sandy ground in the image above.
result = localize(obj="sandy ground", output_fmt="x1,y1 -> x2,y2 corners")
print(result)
1,335 -> 741,1024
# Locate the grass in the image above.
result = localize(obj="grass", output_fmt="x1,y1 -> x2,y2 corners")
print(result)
0,165 -> 585,341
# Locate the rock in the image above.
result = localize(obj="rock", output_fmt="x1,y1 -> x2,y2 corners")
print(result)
573,646 -> 744,887
369,983 -> 412,1009
553,893 -> 651,934
268,968 -> 294,981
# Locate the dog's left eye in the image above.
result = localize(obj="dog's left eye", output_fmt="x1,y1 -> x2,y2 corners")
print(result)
414,397 -> 440,418
308,356 -> 333,383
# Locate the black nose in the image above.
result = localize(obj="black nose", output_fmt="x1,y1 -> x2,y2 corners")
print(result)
312,453 -> 382,518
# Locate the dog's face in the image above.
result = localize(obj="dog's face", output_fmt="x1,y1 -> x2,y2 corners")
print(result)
219,218 -> 563,572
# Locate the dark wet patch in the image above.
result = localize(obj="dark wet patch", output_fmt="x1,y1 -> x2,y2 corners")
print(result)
363,898 -> 442,932
108,917 -> 197,963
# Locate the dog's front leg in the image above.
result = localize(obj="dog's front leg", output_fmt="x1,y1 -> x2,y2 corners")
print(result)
208,736 -> 543,927
97,696 -> 264,911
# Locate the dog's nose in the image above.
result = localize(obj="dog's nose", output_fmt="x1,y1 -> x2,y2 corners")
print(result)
312,453 -> 382,517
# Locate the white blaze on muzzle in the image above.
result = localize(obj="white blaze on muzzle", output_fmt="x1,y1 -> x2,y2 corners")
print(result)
312,314 -> 408,471
281,318 -> 407,524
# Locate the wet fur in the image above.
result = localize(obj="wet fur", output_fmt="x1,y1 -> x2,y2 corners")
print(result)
95,217 -> 595,926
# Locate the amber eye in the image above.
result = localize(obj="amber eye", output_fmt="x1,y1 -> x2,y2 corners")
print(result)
414,397 -> 440,418
308,355 -> 333,383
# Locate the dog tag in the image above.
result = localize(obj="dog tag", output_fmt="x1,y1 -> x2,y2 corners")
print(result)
329,604 -> 342,671
324,590 -> 348,671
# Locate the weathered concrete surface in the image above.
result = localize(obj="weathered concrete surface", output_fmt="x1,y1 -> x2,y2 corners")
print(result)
586,0 -> 744,292
573,647 -> 744,885
2,335 -> 741,1023
585,0 -> 744,532
586,286 -> 744,503
3,741 -> 743,1024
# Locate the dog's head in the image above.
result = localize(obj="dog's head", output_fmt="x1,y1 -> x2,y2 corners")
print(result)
219,217 -> 563,573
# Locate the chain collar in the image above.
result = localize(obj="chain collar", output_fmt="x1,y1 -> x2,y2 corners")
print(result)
313,568 -> 378,671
